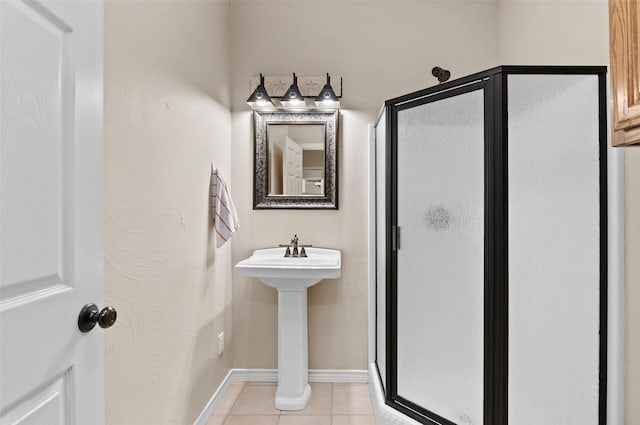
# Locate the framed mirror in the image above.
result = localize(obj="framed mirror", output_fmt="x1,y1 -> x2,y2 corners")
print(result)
253,111 -> 339,209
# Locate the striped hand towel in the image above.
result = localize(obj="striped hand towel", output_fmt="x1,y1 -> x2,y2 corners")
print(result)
211,167 -> 239,248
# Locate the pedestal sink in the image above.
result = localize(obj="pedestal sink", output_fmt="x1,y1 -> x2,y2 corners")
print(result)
234,247 -> 341,410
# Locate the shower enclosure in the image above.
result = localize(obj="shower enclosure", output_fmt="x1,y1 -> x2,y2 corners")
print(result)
372,66 -> 607,425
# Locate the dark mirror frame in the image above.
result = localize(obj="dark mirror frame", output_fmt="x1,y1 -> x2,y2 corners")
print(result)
253,110 -> 339,209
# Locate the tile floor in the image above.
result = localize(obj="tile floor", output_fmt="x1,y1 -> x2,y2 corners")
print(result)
206,382 -> 375,425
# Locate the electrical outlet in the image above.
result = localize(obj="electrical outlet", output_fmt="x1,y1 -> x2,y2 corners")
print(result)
217,332 -> 224,356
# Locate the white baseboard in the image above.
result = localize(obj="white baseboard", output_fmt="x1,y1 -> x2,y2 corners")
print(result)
193,369 -> 233,425
309,369 -> 368,383
193,368 -> 368,425
231,368 -> 368,383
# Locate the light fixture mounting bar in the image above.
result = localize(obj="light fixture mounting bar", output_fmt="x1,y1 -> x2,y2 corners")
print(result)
249,75 -> 343,98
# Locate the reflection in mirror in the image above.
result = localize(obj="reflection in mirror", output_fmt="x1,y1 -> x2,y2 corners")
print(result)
253,111 -> 338,209
267,124 -> 325,196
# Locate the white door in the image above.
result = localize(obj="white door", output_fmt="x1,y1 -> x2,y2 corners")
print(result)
283,136 -> 302,195
0,1 -> 105,424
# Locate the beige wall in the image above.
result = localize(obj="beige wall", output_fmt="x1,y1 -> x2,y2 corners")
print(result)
229,0 -> 499,370
498,0 -> 609,65
104,1 -> 233,424
498,1 -> 639,424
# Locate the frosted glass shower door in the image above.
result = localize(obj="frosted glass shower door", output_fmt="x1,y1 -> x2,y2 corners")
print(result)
379,66 -> 606,425
395,87 -> 485,425
507,74 -> 603,425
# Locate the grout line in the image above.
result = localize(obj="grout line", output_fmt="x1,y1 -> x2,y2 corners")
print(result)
329,383 -> 333,425
330,382 -> 334,417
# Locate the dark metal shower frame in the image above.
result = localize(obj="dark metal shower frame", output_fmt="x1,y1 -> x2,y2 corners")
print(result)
375,65 -> 608,425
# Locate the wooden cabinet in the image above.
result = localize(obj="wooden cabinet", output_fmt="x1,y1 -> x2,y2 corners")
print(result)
610,0 -> 640,146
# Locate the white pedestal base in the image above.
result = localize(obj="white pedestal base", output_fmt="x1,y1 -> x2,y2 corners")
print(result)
276,383 -> 311,410
276,288 -> 311,411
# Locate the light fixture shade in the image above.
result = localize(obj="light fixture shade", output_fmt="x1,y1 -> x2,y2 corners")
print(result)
247,74 -> 274,110
314,73 -> 340,109
280,73 -> 306,109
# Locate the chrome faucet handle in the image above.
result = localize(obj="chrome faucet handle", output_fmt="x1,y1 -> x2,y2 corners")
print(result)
284,246 -> 292,257
300,247 -> 307,257
290,234 -> 300,257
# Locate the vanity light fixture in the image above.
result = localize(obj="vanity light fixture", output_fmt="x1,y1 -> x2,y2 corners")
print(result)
247,73 -> 342,111
315,73 -> 340,109
279,73 -> 306,110
246,73 -> 275,110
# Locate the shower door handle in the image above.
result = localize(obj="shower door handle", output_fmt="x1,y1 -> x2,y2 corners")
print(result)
392,226 -> 401,251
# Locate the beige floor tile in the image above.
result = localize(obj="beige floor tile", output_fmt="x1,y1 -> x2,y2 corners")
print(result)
332,415 -> 376,425
280,383 -> 333,415
223,415 -> 279,425
205,416 -> 226,425
212,382 -> 245,416
230,383 -> 280,415
332,384 -> 373,415
277,415 -> 331,425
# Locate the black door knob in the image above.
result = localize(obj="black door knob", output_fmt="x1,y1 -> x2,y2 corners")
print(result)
78,304 -> 118,332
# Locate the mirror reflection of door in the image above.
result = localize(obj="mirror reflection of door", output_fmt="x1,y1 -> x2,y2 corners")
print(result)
267,124 -> 325,196
284,136 -> 302,195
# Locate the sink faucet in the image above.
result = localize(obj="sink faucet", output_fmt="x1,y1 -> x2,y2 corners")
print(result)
279,234 -> 311,258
